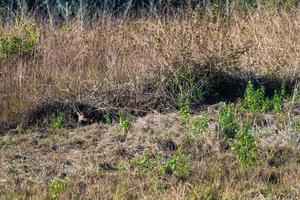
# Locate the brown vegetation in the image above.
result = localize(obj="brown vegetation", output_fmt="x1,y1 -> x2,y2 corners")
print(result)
1,9 -> 300,127
1,7 -> 300,200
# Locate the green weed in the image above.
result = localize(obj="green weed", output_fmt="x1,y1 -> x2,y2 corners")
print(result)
242,81 -> 286,114
0,20 -> 39,59
161,151 -> 191,179
47,180 -> 67,200
119,111 -> 132,133
50,113 -> 66,130
272,83 -> 286,114
193,113 -> 209,138
178,95 -> 190,119
218,104 -> 239,140
243,81 -> 272,113
232,124 -> 258,168
137,149 -> 154,170
104,113 -> 112,125
294,121 -> 300,133
174,68 -> 204,117
218,103 -> 258,168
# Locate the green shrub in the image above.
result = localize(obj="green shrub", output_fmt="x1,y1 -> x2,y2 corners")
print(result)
232,124 -> 258,168
178,95 -> 190,119
218,104 -> 239,140
243,81 -> 272,113
193,113 -> 209,138
272,83 -> 286,114
218,104 -> 258,168
104,113 -> 112,125
273,92 -> 284,114
242,81 -> 286,114
0,20 -> 39,59
119,111 -> 132,133
47,180 -> 67,200
50,113 -> 66,130
161,152 -> 191,179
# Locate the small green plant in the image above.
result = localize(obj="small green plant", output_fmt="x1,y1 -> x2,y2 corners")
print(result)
174,68 -> 204,119
50,113 -> 66,130
154,182 -> 167,193
232,124 -> 258,168
294,121 -> 300,133
193,113 -> 209,138
272,83 -> 286,114
137,149 -> 154,170
47,180 -> 67,200
273,92 -> 284,114
161,151 -> 191,179
243,81 -> 287,114
119,111 -> 132,133
0,20 -> 39,59
218,104 -> 239,140
0,35 -> 23,58
104,113 -> 112,125
243,81 -> 272,113
178,95 -> 190,119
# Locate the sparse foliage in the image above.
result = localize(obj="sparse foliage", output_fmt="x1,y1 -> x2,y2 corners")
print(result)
161,151 -> 191,179
193,113 -> 209,138
137,149 -> 154,170
119,111 -> 132,133
218,104 -> 239,140
232,124 -> 258,168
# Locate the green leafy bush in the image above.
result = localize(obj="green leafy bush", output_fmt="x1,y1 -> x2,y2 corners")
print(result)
232,124 -> 258,168
119,111 -> 132,133
218,104 -> 239,140
50,113 -> 66,130
218,104 -> 258,168
161,152 -> 191,179
193,113 -> 209,138
272,83 -> 286,114
0,20 -> 39,59
104,113 -> 112,125
242,81 -> 286,114
243,81 -> 272,113
178,95 -> 190,119
47,180 -> 67,200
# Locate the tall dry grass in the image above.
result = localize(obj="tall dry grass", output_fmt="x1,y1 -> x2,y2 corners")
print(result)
0,8 -> 300,125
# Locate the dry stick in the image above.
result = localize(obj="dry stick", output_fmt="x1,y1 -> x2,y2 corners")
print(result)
45,0 -> 54,31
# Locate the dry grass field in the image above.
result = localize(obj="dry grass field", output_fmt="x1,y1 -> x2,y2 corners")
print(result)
0,4 -> 300,200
